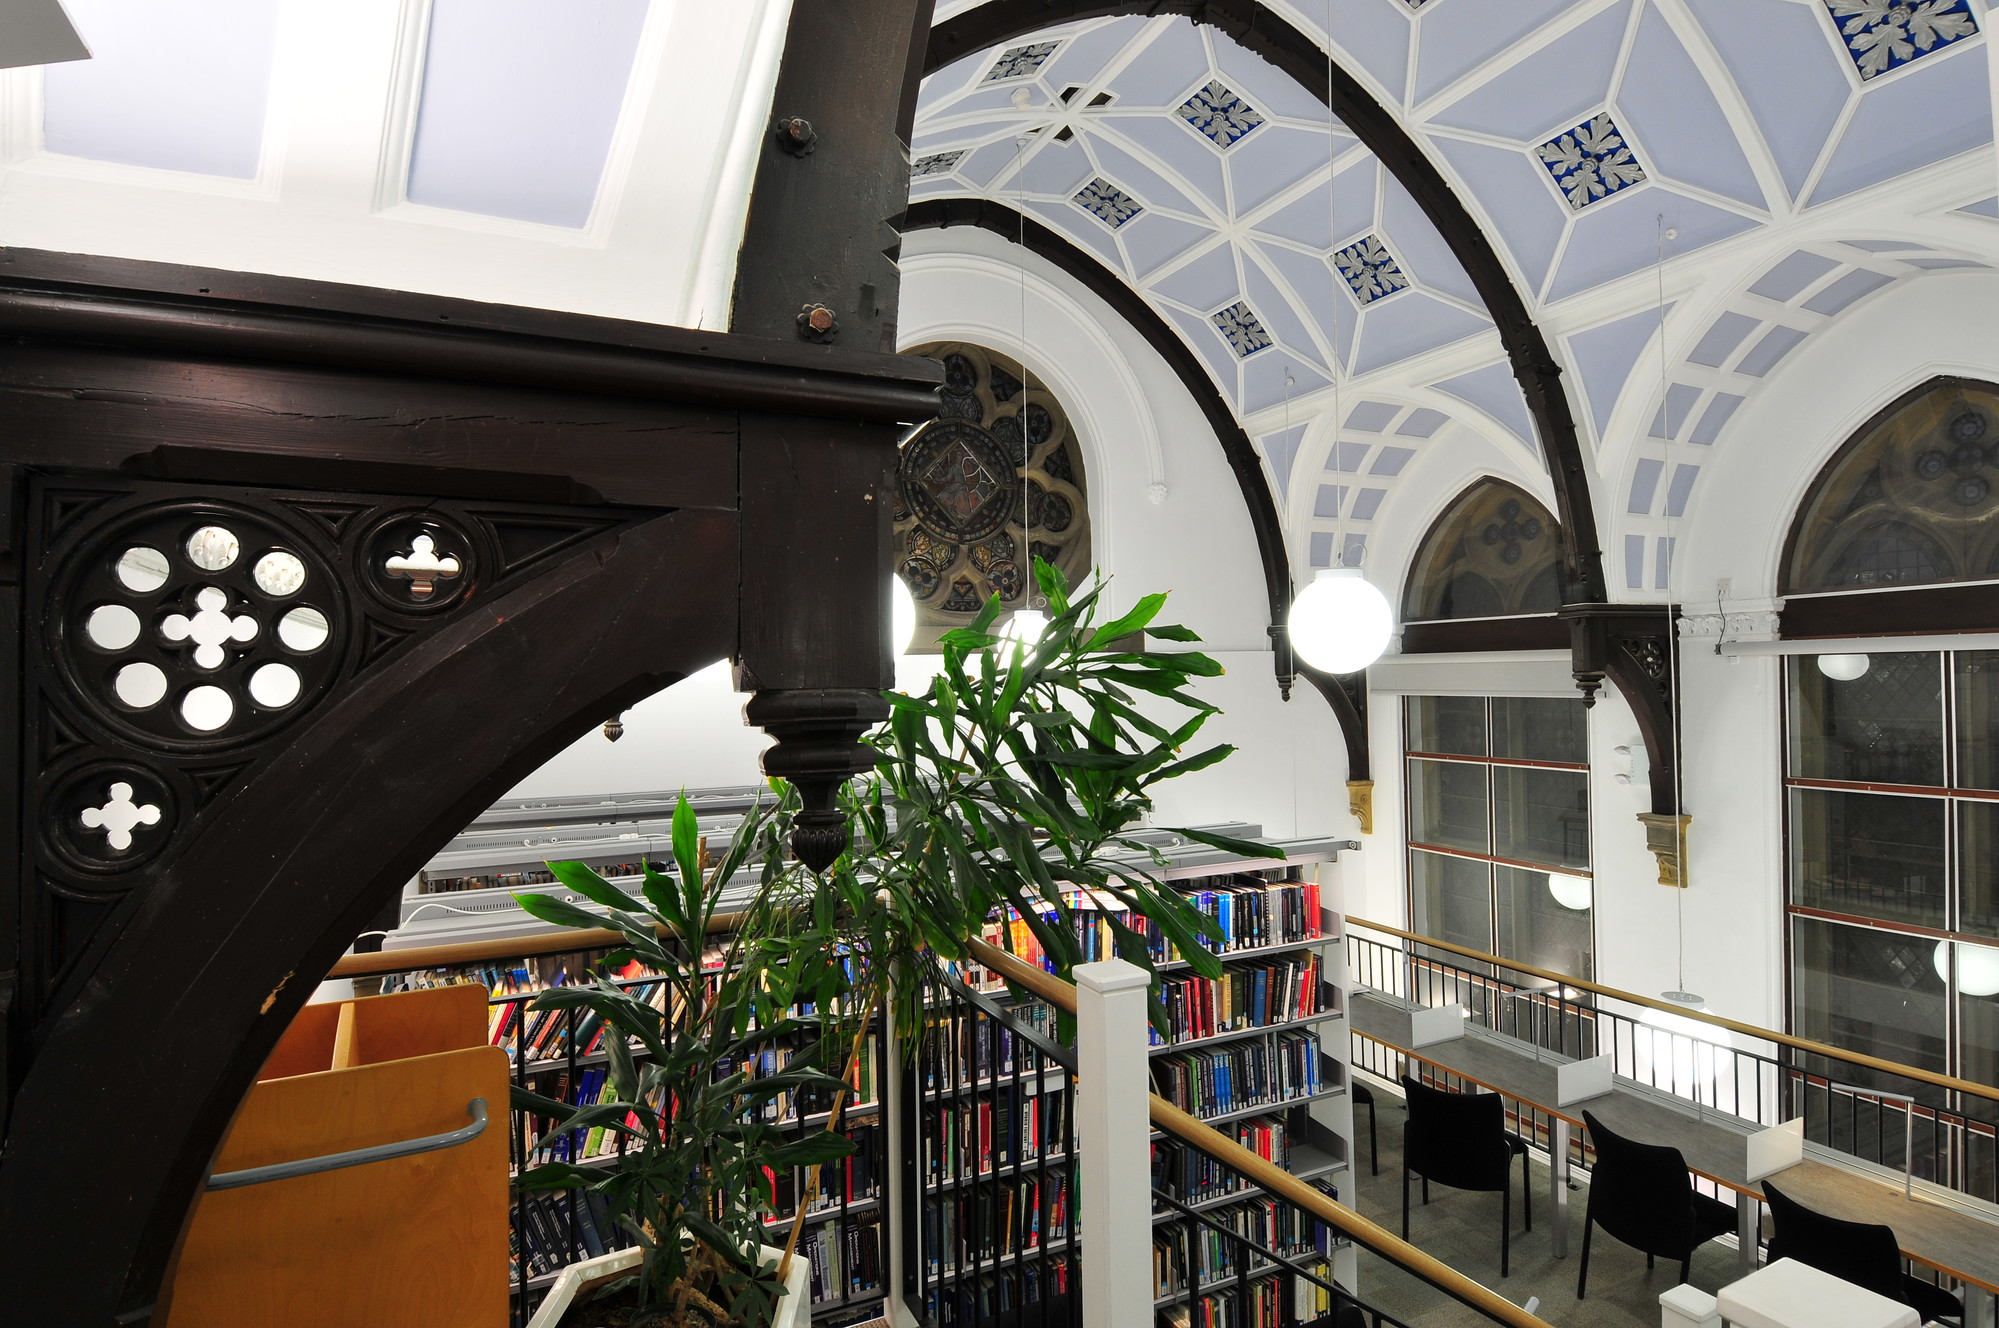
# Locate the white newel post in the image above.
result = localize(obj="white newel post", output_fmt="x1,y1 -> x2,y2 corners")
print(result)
1075,958 -> 1152,1328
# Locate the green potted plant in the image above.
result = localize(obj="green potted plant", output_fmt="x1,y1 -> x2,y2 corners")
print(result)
514,563 -> 1281,1327
513,793 -> 853,1328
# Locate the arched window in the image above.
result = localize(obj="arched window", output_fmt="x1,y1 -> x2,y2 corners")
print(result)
1401,480 -> 1565,623
895,343 -> 1091,647
1783,378 -> 1999,594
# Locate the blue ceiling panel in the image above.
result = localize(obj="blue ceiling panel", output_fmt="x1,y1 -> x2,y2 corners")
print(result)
1039,17 -> 1142,90
1688,391 -> 1743,445
1686,310 -> 1760,367
1017,139 -> 1097,196
1370,445 -> 1418,475
1615,2 -> 1764,209
1260,424 -> 1309,499
916,50 -> 989,112
1650,382 -> 1702,439
1432,136 -> 1567,293
1734,323 -> 1808,376
1325,0 -> 1414,102
1352,292 -> 1490,374
1102,19 -> 1209,108
1747,250 -> 1840,302
1025,199 -> 1125,270
1566,305 -> 1667,442
1956,197 -> 1999,218
1398,408 -> 1450,438
1810,47 -> 1993,206
1213,35 -> 1332,123
1330,440 -> 1374,471
1800,267 -> 1893,316
1380,174 -> 1485,307
1255,188 -> 1336,251
1162,302 -> 1241,389
1344,402 -> 1401,433
1122,212 -> 1219,278
1681,0 -> 1849,201
1411,0 -> 1585,106
1259,242 -> 1357,368
1426,1 -> 1629,141
1544,189 -> 1758,302
1107,114 -> 1228,202
958,136 -> 1031,188
1435,361 -> 1537,446
1244,352 -> 1332,414
1225,124 -> 1335,214
1242,253 -> 1329,369
1086,135 -> 1207,215
1151,241 -> 1241,310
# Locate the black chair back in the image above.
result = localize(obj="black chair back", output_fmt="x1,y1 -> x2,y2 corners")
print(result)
1581,1110 -> 1697,1257
1401,1075 -> 1510,1192
1764,1182 -> 1908,1303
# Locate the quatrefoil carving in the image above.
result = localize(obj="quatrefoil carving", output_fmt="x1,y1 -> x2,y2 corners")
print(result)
79,781 -> 162,851
161,586 -> 259,669
384,534 -> 463,600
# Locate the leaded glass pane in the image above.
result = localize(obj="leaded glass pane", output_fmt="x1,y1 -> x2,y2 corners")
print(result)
1959,800 -> 1999,938
1955,651 -> 1999,791
1402,481 -> 1565,622
1491,697 -> 1586,764
1791,915 -> 1949,1082
1787,651 -> 1944,787
1495,865 -> 1593,980
1784,381 -> 1999,594
1407,757 -> 1487,853
1411,849 -> 1492,958
1493,766 -> 1590,870
1405,695 -> 1485,756
1789,787 -> 1946,928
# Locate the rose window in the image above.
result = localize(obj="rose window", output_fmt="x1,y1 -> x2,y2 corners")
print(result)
62,509 -> 346,746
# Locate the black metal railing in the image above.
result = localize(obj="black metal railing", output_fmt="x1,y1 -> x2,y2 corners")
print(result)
1347,927 -> 1999,1203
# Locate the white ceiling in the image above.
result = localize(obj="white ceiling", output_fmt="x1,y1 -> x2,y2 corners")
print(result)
913,0 -> 1999,586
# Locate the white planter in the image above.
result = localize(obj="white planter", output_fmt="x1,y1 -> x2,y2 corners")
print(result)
527,1242 -> 811,1328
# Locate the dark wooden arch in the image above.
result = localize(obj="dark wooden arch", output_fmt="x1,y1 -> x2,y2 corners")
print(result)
901,197 -> 1368,779
925,0 -> 1608,605
0,251 -> 939,1323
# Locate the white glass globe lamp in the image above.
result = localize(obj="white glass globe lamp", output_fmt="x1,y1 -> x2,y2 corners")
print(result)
1817,653 -> 1871,682
890,574 -> 917,657
1001,608 -> 1047,648
1545,872 -> 1593,912
1288,567 -> 1393,674
1933,940 -> 1999,997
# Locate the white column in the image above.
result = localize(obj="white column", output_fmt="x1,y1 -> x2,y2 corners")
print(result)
1075,958 -> 1152,1328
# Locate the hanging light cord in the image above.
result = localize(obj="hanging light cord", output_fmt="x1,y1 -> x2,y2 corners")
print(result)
1014,124 -> 1037,611
1656,214 -> 1695,1003
1326,0 -> 1346,573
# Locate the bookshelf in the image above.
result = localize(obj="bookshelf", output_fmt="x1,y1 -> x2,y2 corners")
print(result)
900,835 -> 1359,1328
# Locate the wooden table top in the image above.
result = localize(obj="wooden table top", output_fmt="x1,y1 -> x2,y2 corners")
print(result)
1349,989 -> 1999,1292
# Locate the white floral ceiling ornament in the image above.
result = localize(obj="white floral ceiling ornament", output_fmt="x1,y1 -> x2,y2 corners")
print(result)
1073,176 -> 1143,228
982,40 -> 1059,83
911,150 -> 966,178
1177,80 -> 1264,149
1211,301 -> 1272,358
1537,113 -> 1648,212
1334,235 -> 1410,306
1822,0 -> 1977,80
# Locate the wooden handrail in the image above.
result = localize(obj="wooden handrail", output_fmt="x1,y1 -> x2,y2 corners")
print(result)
965,938 -> 1555,1328
326,911 -> 749,980
1345,916 -> 1999,1105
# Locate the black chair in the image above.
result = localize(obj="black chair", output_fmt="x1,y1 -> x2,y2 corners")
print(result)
1576,1110 -> 1734,1297
1353,1081 -> 1377,1175
1764,1181 -> 1962,1323
1400,1075 -> 1531,1276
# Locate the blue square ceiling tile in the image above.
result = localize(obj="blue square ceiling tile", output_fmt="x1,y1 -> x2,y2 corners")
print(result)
1821,0 -> 1977,81
1537,112 -> 1647,212
1333,234 -> 1409,305
1177,80 -> 1265,149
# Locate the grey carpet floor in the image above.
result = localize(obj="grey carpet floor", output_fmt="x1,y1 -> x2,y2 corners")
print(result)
1342,1081 -> 1746,1328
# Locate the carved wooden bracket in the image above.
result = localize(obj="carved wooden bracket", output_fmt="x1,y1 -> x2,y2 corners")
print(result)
1347,780 -> 1375,835
1560,603 -> 1680,818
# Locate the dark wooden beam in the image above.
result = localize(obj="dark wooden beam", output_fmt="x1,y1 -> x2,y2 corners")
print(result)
1400,616 -> 1569,654
924,0 -> 1606,605
0,510 -> 738,1325
1782,584 -> 1999,637
732,0 -> 939,352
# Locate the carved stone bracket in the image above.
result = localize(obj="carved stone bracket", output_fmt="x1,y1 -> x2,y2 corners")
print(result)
744,687 -> 891,871
1637,812 -> 1691,887
1347,780 -> 1375,835
1561,603 -> 1680,818
1678,599 -> 1782,646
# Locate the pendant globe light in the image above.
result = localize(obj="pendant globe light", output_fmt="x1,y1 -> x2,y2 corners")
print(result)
890,573 -> 917,657
1288,568 -> 1392,674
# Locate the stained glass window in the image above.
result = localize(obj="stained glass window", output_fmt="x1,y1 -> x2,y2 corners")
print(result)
1401,480 -> 1566,622
1784,378 -> 1999,594
895,344 -> 1091,649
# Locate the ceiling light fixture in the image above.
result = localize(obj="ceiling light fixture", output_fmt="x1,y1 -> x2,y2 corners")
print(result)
1817,653 -> 1872,681
1287,13 -> 1393,679
891,574 -> 917,657
1546,872 -> 1593,912
1934,940 -> 1999,998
